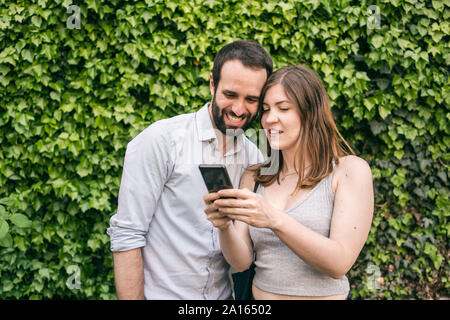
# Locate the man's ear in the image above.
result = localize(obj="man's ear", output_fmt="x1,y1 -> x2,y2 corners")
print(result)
209,73 -> 215,97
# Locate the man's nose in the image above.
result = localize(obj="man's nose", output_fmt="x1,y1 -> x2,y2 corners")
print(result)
231,100 -> 246,117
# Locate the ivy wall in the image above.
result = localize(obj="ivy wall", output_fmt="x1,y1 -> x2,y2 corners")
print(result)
0,0 -> 448,299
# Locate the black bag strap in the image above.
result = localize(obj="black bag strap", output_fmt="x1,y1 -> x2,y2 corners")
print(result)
251,181 -> 259,261
253,181 -> 259,193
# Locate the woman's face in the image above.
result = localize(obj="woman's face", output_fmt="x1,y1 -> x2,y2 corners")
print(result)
261,84 -> 302,152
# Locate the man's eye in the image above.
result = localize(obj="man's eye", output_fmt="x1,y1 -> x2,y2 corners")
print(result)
247,98 -> 258,103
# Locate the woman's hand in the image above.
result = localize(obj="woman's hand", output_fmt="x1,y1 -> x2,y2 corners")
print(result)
214,188 -> 283,230
203,192 -> 232,230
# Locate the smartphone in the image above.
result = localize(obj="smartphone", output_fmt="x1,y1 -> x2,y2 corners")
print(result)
198,164 -> 234,195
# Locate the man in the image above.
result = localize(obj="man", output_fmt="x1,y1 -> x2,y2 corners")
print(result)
107,40 -> 273,299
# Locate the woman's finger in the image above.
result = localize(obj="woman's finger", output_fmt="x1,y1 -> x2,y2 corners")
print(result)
218,207 -> 252,217
214,198 -> 251,208
217,188 -> 252,200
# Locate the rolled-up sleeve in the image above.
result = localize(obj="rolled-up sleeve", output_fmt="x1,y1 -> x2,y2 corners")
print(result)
107,121 -> 172,252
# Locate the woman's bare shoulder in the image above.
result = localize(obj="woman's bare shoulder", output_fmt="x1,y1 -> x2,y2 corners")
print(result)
334,155 -> 372,181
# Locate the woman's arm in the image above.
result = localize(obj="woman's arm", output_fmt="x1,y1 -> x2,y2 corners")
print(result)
217,220 -> 253,272
204,169 -> 255,272
217,156 -> 374,279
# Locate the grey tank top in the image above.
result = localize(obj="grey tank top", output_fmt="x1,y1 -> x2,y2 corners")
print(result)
249,173 -> 350,296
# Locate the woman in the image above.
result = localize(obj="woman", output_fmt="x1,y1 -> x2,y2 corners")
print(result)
203,65 -> 374,300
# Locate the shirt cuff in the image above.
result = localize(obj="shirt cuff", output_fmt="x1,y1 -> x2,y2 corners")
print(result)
107,226 -> 147,252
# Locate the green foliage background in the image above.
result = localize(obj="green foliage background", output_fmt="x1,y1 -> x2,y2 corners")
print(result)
0,0 -> 448,299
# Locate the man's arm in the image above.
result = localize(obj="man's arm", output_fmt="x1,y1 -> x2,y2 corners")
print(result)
113,248 -> 144,300
107,121 -> 173,300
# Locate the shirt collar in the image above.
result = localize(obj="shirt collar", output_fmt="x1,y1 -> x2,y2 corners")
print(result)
195,103 -> 217,142
195,103 -> 244,154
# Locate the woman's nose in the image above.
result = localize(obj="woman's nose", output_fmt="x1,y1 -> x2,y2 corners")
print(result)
263,110 -> 278,124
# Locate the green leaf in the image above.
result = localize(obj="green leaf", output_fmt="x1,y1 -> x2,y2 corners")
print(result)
76,165 -> 92,178
0,219 -> 9,239
379,105 -> 391,119
50,91 -> 60,101
371,35 -> 383,49
0,234 -> 12,247
376,78 -> 390,90
394,150 -> 404,160
0,197 -> 14,207
0,75 -> 10,86
431,0 -> 444,9
0,205 -> 6,219
0,218 -> 9,239
363,98 -> 376,111
31,16 -> 42,28
9,214 -> 32,228
21,49 -> 33,63
87,238 -> 100,251
14,236 -> 27,251
38,268 -> 51,279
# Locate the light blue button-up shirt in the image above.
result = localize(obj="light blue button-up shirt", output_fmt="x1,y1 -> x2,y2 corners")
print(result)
107,103 -> 263,299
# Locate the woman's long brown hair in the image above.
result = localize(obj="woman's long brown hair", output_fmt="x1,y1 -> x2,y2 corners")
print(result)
252,65 -> 354,194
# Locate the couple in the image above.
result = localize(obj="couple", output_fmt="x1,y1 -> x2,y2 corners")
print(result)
107,40 -> 374,300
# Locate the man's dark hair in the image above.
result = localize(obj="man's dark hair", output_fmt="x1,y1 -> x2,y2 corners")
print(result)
212,40 -> 273,92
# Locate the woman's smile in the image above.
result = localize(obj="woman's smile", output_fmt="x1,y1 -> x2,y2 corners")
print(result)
266,129 -> 284,138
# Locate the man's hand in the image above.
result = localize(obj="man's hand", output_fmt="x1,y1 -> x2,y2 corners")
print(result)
203,192 -> 232,230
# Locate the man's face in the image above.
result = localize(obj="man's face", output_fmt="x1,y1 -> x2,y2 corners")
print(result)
210,59 -> 267,135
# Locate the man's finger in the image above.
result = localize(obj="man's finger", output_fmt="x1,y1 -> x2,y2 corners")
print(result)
203,192 -> 221,203
204,203 -> 219,214
206,212 -> 231,222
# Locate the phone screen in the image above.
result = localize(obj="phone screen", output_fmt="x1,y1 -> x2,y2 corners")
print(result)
198,164 -> 234,193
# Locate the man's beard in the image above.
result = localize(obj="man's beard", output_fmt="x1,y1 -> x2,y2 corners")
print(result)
211,95 -> 254,136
